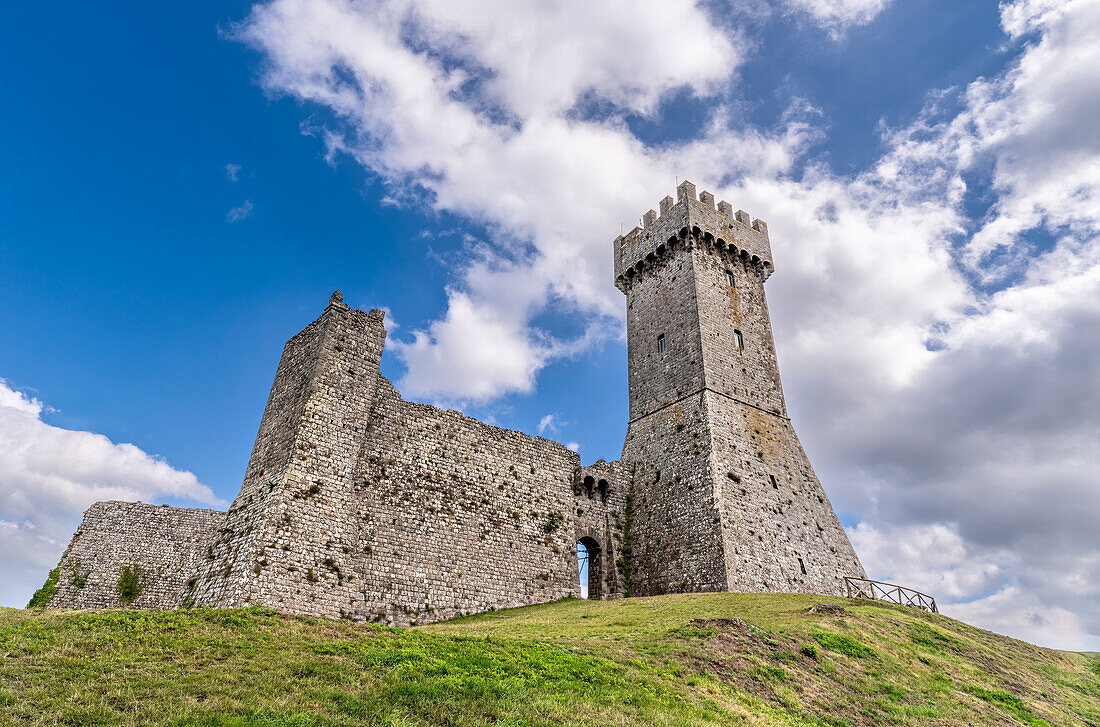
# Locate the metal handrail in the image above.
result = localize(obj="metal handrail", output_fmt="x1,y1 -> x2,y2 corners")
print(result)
844,576 -> 938,613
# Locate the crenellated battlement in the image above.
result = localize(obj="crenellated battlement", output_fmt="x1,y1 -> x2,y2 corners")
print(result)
614,180 -> 773,293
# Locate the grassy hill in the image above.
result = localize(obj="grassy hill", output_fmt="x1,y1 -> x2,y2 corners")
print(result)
2,593 -> 1098,726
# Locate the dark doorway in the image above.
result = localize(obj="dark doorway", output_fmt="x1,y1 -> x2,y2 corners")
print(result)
576,537 -> 602,599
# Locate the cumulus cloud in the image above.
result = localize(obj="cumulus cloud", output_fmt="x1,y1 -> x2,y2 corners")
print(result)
849,523 -> 1004,602
966,0 -> 1100,273
225,162 -> 242,181
233,0 -> 769,403
236,0 -> 1100,648
0,379 -> 224,607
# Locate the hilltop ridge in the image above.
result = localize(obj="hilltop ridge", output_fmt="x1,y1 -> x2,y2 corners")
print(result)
3,592 -> 1098,725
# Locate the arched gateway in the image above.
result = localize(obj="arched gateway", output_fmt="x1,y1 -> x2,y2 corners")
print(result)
576,536 -> 603,600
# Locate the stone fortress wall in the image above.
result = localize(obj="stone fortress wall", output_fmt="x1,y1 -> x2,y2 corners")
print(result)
46,295 -> 627,624
43,182 -> 864,622
46,502 -> 225,610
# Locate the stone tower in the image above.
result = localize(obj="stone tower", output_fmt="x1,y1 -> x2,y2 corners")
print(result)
189,291 -> 389,612
616,181 -> 865,596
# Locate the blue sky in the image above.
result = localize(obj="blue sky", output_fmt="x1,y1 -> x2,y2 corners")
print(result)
2,0 -> 1099,649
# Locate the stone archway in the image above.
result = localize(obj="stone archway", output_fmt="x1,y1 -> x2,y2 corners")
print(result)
576,536 -> 602,600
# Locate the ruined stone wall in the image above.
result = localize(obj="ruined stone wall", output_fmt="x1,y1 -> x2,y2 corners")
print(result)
43,292 -> 629,622
48,502 -> 224,609
348,379 -> 625,625
189,307 -> 332,608
189,294 -> 387,616
195,296 -> 388,618
242,300 -> 388,619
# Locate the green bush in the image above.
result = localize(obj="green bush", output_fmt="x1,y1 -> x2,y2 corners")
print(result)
754,665 -> 787,681
26,566 -> 61,608
117,564 -> 143,603
800,643 -> 819,659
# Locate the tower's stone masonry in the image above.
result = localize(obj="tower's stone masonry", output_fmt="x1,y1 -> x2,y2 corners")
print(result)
43,182 -> 863,621
616,180 -> 863,596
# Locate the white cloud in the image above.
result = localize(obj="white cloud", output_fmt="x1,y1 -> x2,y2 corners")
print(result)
236,0 -> 1100,648
234,0 -> 771,403
226,199 -> 254,222
849,522 -> 1004,601
949,587 -> 1098,652
964,0 -> 1100,274
225,162 -> 242,181
0,379 -> 225,607
394,289 -> 554,403
781,0 -> 893,35
566,442 -> 581,453
537,414 -> 559,435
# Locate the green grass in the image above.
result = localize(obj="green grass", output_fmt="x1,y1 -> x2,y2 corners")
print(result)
812,630 -> 876,658
3,593 -> 1099,726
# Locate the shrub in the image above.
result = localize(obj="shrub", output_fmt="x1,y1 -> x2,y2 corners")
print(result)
117,564 -> 143,604
800,643 -> 819,659
181,578 -> 198,609
27,566 -> 61,608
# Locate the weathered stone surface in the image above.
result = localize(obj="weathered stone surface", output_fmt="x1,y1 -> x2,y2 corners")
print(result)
617,183 -> 864,596
45,183 -> 864,621
46,502 -> 224,609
